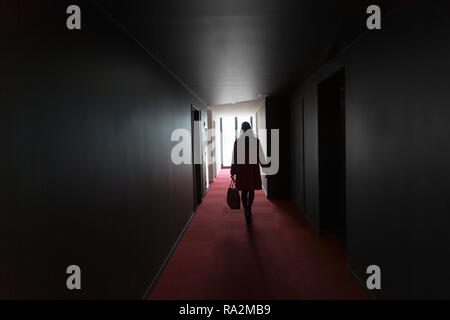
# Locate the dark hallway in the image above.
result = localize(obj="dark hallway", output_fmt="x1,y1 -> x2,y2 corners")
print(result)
2,0 -> 450,302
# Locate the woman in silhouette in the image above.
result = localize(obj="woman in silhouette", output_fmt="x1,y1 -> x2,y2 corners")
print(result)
230,122 -> 267,223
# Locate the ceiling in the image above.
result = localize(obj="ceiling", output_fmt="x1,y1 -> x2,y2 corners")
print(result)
208,98 -> 265,117
96,0 -> 404,105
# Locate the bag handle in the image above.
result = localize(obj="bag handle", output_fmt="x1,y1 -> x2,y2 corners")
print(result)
229,177 -> 236,188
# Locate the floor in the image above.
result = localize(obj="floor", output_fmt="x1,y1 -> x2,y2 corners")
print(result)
148,169 -> 366,300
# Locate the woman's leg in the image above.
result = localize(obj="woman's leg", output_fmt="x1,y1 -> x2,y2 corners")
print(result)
241,190 -> 251,223
241,190 -> 248,210
248,190 -> 255,210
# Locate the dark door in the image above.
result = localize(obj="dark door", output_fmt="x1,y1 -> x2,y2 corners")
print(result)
317,68 -> 346,242
191,107 -> 203,208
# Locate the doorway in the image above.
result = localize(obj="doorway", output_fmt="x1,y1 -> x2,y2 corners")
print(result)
317,68 -> 346,243
191,107 -> 203,208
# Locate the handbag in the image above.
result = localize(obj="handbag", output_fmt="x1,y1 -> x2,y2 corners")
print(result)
227,178 -> 240,209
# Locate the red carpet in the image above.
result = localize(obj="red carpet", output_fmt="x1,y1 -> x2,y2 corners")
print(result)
148,169 -> 366,300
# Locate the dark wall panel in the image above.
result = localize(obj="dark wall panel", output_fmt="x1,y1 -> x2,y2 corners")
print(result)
0,0 -> 205,299
289,1 -> 450,298
265,94 -> 291,200
289,97 -> 303,209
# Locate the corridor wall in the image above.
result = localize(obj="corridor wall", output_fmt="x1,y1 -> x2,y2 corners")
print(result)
289,0 -> 450,299
0,0 -> 206,298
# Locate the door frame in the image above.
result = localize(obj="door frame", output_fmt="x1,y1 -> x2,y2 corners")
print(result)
191,106 -> 203,208
317,68 -> 346,238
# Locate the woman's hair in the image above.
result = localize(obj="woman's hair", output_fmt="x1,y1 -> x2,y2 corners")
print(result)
241,121 -> 251,133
